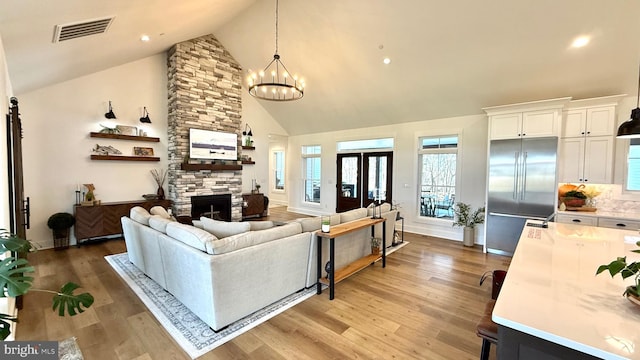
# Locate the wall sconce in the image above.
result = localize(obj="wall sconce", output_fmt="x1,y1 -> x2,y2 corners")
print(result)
242,123 -> 253,147
139,107 -> 152,123
104,101 -> 117,119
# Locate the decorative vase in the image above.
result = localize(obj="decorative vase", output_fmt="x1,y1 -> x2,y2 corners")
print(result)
371,246 -> 380,255
463,226 -> 475,247
156,186 -> 165,200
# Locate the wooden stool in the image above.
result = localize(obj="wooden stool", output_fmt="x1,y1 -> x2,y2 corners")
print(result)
476,299 -> 498,360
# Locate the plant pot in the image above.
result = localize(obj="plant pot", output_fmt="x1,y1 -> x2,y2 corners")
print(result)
463,226 -> 475,247
371,246 -> 380,255
560,196 -> 585,207
627,292 -> 640,307
52,228 -> 70,250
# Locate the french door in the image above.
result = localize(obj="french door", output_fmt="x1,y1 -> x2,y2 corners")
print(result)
336,152 -> 393,212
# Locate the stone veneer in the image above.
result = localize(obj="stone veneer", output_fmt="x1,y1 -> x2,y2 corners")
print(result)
167,34 -> 243,221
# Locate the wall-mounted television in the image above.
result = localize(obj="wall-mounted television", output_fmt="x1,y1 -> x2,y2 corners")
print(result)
189,128 -> 237,160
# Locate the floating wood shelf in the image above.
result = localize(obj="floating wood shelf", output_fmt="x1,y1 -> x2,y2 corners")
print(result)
241,160 -> 255,165
91,155 -> 160,162
90,132 -> 160,142
242,146 -> 255,150
180,163 -> 242,171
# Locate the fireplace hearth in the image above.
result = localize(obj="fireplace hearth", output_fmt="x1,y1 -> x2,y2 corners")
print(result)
191,194 -> 232,222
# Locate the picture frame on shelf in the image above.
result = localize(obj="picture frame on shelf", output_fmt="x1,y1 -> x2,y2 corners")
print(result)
116,125 -> 138,136
133,147 -> 154,156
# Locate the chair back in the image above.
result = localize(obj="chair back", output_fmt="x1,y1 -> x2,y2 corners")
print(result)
480,270 -> 507,300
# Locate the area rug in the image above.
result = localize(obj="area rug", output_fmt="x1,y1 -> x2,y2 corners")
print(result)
59,336 -> 84,360
105,253 -> 316,359
104,242 -> 409,359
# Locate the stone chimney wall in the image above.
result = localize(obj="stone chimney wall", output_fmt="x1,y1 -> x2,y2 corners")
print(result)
167,34 -> 243,221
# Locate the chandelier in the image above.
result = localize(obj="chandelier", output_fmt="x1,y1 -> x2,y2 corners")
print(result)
247,0 -> 304,101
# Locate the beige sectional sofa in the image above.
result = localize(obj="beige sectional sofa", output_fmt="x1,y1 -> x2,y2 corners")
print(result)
120,204 -> 398,331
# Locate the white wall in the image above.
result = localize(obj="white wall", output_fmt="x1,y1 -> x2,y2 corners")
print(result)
287,113 -> 489,243
19,54 -> 168,248
240,90 -> 288,203
0,35 -> 12,230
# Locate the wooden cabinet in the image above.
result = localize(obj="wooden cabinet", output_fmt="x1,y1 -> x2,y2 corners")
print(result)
562,106 -> 616,138
242,193 -> 265,219
74,199 -> 170,244
559,103 -> 617,184
490,110 -> 559,139
559,136 -> 613,183
557,213 -> 640,231
556,213 -> 598,226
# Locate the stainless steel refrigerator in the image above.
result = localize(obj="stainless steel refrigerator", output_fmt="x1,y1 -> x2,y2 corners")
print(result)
486,137 -> 558,255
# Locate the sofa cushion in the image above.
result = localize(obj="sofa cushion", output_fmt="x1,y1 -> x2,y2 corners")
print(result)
130,206 -> 151,226
296,217 -> 321,232
165,222 -> 218,254
148,215 -> 174,234
210,222 -> 302,254
150,206 -> 171,219
192,220 -> 204,229
340,208 -> 368,223
200,217 -> 251,238
249,221 -> 275,231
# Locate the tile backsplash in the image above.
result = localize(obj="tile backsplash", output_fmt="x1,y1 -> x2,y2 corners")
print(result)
559,183 -> 640,213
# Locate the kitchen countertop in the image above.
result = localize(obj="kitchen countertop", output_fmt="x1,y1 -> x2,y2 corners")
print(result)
558,209 -> 640,220
493,220 -> 640,359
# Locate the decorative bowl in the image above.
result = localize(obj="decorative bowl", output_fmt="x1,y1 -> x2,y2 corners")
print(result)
560,196 -> 585,207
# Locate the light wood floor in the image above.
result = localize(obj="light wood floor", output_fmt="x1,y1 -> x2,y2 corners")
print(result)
17,207 -> 509,359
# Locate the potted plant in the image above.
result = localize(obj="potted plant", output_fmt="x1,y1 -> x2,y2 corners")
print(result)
560,189 -> 587,207
452,203 -> 485,247
47,212 -> 75,250
0,229 -> 93,340
596,240 -> 640,304
371,237 -> 381,255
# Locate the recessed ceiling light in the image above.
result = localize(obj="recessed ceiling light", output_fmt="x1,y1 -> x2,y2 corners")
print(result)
383,57 -> 391,65
571,36 -> 590,48
140,34 -> 150,42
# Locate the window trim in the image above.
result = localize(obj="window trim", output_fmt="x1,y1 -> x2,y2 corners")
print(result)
302,145 -> 322,204
415,130 -> 463,223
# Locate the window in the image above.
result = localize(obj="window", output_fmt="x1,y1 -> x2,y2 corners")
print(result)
273,150 -> 285,191
337,138 -> 393,152
418,135 -> 458,219
302,145 -> 321,203
626,139 -> 640,191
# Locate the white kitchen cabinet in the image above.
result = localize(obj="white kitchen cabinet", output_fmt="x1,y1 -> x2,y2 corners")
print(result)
562,106 -> 616,138
556,213 -> 598,226
490,110 -> 558,140
597,217 -> 640,231
559,136 -> 613,183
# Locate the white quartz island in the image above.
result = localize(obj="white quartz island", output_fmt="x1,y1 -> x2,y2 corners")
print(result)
493,221 -> 640,360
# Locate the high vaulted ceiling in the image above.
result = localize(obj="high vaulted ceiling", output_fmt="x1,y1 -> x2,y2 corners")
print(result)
1,0 -> 639,135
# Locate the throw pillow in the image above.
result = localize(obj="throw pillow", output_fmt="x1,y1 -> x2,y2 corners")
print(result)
130,206 -> 151,226
249,221 -> 275,231
165,222 -> 218,254
200,217 -> 251,239
150,206 -> 171,219
148,215 -> 174,233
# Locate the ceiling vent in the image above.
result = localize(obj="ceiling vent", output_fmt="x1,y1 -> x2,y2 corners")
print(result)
52,17 -> 114,43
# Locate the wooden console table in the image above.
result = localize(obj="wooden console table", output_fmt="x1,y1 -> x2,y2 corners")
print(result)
74,199 -> 170,245
316,217 -> 386,300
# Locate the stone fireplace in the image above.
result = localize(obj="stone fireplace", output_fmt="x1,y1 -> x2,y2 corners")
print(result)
166,34 -> 243,221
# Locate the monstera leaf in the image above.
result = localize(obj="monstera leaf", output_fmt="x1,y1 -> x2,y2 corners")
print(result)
52,282 -> 94,316
0,257 -> 34,297
0,229 -> 33,253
